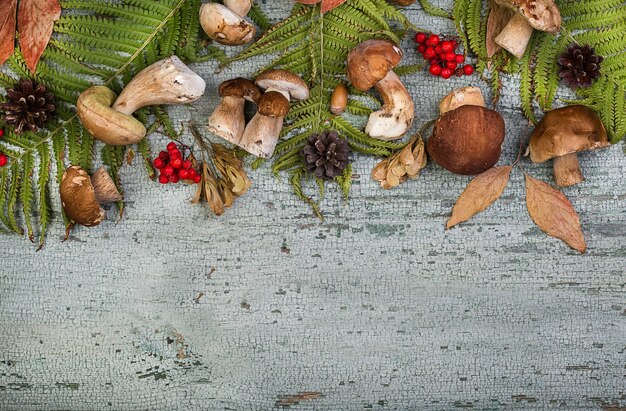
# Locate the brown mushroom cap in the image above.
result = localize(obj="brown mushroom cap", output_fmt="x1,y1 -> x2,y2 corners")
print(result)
427,105 -> 506,175
255,70 -> 310,101
219,77 -> 261,102
529,105 -> 609,163
347,39 -> 403,91
60,166 -> 105,227
257,91 -> 290,117
493,0 -> 561,32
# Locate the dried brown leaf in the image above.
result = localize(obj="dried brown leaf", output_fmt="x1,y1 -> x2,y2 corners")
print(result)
276,392 -> 322,406
371,160 -> 388,182
525,174 -> 586,253
321,0 -> 347,13
18,0 -> 61,73
447,166 -> 512,229
0,0 -> 17,65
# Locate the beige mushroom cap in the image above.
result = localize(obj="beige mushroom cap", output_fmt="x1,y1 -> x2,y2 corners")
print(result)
60,166 -> 106,227
493,0 -> 561,33
77,86 -> 146,146
255,70 -> 310,101
529,105 -> 609,163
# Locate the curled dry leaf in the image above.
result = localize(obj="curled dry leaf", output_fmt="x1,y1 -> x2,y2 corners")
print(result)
371,135 -> 427,189
525,174 -> 586,253
18,0 -> 62,73
447,166 -> 512,229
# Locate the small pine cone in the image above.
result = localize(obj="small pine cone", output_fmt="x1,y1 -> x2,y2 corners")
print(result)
558,44 -> 603,89
302,130 -> 350,180
0,79 -> 55,134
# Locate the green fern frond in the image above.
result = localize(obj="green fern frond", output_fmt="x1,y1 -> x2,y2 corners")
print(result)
452,0 -> 626,145
0,0 -> 218,245
228,0 -> 413,217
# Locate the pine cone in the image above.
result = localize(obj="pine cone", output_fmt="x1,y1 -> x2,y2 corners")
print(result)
302,131 -> 349,180
0,79 -> 55,134
558,44 -> 603,89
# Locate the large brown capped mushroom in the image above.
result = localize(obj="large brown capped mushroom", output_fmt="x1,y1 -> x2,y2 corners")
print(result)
528,105 -> 609,187
492,0 -> 561,59
60,166 -> 122,227
427,105 -> 505,175
208,78 -> 261,145
347,39 -> 414,140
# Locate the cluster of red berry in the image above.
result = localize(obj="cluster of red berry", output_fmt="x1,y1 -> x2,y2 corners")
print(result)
153,141 -> 201,185
414,33 -> 474,79
0,129 -> 7,167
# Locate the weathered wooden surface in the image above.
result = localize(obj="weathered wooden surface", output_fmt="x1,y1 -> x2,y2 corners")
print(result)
1,1 -> 625,410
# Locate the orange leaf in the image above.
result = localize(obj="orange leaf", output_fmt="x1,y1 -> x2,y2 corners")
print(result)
18,0 -> 61,74
447,166 -> 512,229
525,174 -> 587,253
321,0 -> 347,13
0,0 -> 18,64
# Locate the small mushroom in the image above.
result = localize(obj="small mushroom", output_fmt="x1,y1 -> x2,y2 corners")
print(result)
347,39 -> 414,140
492,0 -> 561,59
439,86 -> 486,115
77,56 -> 205,146
199,3 -> 255,46
427,105 -> 505,175
239,91 -> 291,158
330,83 -> 349,115
528,105 -> 609,187
235,70 -> 309,158
224,0 -> 252,16
255,69 -> 310,102
208,78 -> 261,145
60,165 -> 122,227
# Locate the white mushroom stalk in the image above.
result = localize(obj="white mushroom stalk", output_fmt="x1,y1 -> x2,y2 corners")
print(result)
493,0 -> 561,59
239,91 -> 290,158
113,56 -> 206,115
199,3 -> 255,46
365,71 -> 415,140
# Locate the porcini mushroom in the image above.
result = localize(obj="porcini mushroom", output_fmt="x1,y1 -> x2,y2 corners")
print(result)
113,55 -> 206,114
439,86 -> 486,115
208,78 -> 261,145
492,0 -> 561,59
199,3 -> 255,46
347,39 -> 414,140
77,56 -> 205,146
239,91 -> 291,158
235,70 -> 310,158
255,69 -> 310,102
528,105 -> 609,187
60,166 -> 122,227
427,105 -> 505,175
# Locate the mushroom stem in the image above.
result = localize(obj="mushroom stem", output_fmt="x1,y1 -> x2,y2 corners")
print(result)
239,114 -> 284,158
553,153 -> 584,187
366,71 -> 414,140
112,56 -> 206,115
91,167 -> 123,204
208,96 -> 246,145
495,13 -> 534,59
